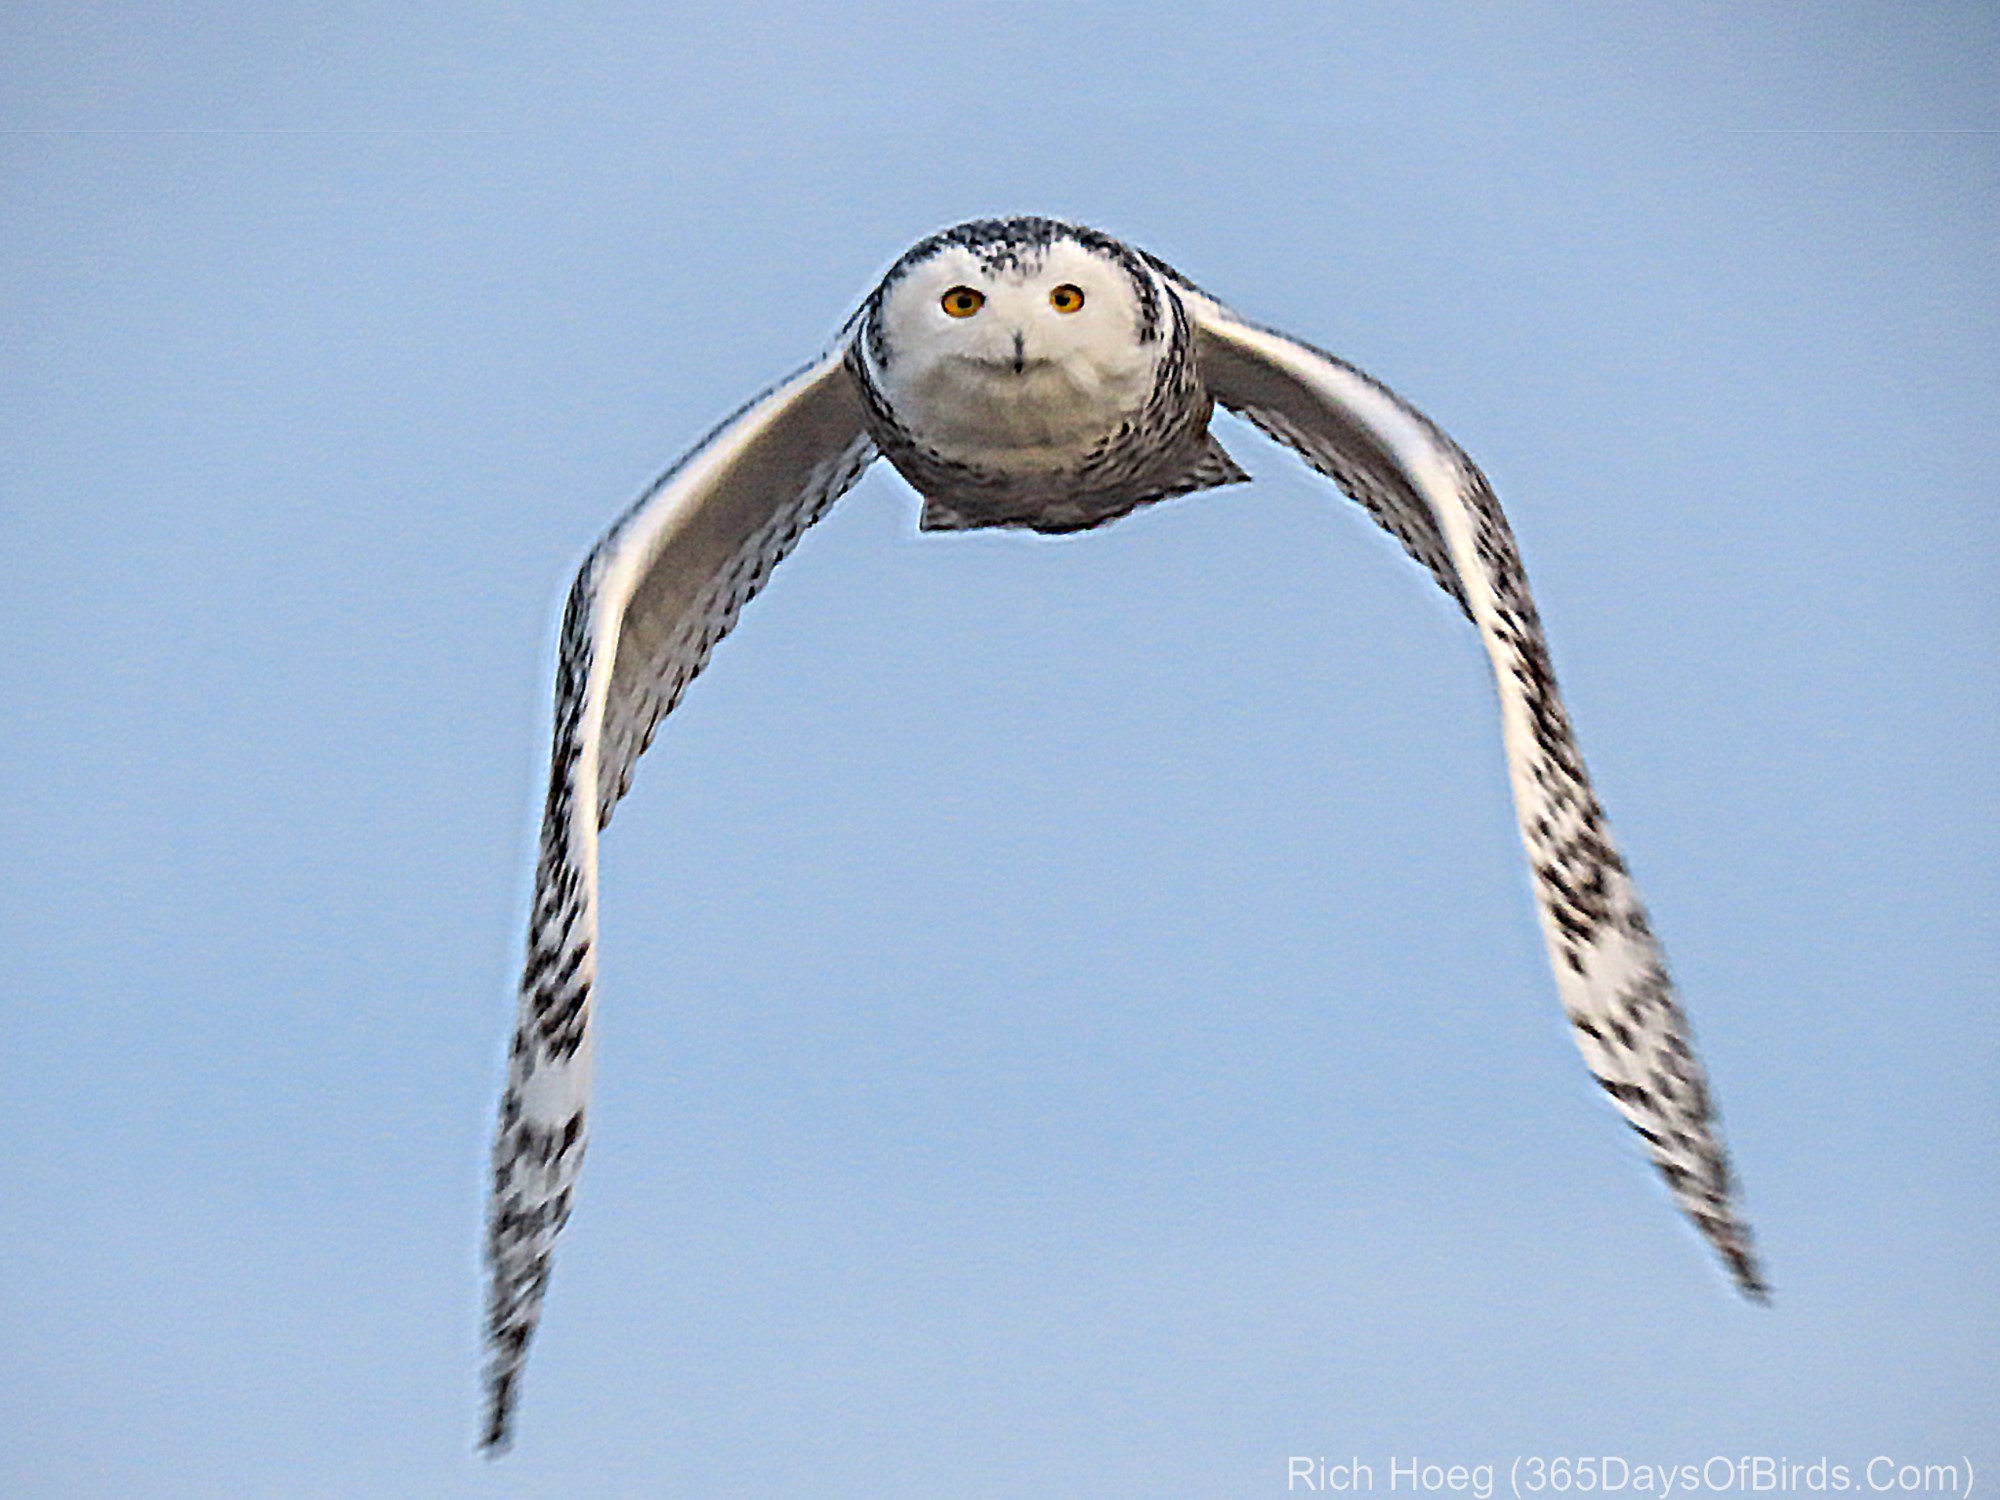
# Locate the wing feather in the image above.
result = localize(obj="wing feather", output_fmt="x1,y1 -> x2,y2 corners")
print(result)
483,350 -> 876,1450
1182,288 -> 1766,1298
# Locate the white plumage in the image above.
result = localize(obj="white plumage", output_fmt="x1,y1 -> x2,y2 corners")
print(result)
482,216 -> 1764,1451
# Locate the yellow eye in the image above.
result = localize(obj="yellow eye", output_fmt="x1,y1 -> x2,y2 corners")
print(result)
1048,283 -> 1085,314
941,285 -> 985,318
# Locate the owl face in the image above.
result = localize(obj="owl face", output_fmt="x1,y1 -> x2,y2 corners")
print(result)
865,223 -> 1170,471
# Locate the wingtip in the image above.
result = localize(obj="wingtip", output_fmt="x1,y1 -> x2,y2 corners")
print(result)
1721,1241 -> 1772,1304
1735,1264 -> 1774,1305
479,1370 -> 518,1456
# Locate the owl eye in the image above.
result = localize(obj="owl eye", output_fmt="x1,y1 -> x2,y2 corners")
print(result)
1048,284 -> 1085,314
941,286 -> 985,318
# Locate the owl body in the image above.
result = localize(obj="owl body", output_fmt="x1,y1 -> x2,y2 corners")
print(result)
849,217 -> 1246,533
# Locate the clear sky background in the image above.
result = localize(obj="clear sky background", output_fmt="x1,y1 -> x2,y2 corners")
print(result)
4,4 -> 1994,1496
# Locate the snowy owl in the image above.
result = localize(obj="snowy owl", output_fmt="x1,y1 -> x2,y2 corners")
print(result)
482,216 -> 1765,1450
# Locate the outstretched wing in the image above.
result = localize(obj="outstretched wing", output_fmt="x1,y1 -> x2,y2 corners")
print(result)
1179,285 -> 1766,1298
484,349 -> 877,1450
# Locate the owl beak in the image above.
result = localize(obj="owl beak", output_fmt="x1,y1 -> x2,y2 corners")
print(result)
1010,329 -> 1027,375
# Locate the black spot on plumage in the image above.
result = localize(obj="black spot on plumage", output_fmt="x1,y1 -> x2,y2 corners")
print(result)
1598,1076 -> 1652,1108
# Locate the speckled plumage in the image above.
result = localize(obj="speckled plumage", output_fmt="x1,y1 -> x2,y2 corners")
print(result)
483,216 -> 1764,1452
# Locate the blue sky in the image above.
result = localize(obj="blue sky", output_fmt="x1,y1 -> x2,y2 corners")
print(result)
3,3 -> 1994,1496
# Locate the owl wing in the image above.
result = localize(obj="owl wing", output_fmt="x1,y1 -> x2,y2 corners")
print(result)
1178,284 -> 1766,1299
484,348 -> 877,1450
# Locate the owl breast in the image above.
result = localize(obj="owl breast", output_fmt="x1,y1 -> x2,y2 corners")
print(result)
850,310 -> 1247,534
886,340 -> 1156,472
